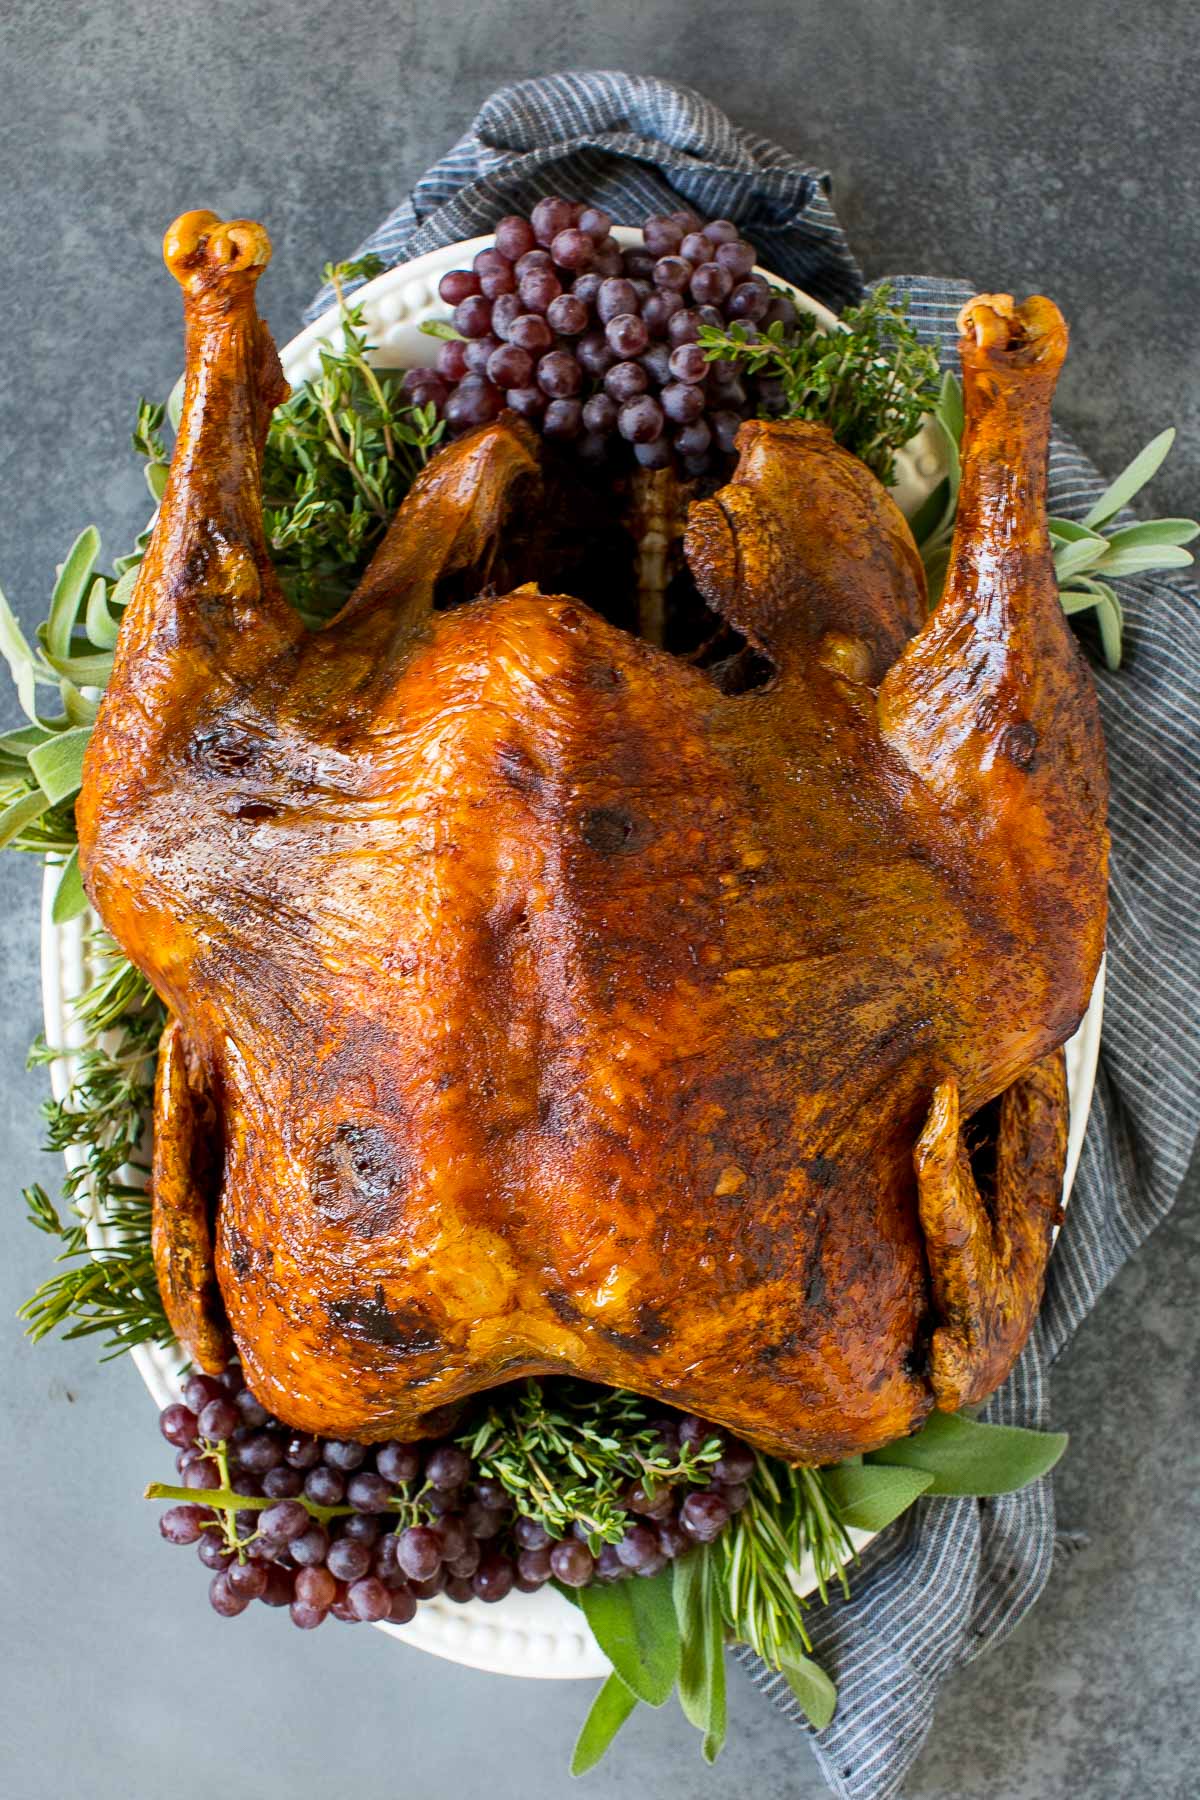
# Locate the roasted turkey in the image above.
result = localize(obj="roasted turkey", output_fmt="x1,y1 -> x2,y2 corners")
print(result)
76,213 -> 1108,1462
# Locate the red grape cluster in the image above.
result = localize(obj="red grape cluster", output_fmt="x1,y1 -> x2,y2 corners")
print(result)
156,1367 -> 753,1630
398,197 -> 798,476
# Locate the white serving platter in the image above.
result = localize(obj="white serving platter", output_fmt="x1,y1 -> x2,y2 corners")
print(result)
39,228 -> 1104,1680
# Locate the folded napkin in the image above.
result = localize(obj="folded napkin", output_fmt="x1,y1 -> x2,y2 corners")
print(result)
308,71 -> 1200,1800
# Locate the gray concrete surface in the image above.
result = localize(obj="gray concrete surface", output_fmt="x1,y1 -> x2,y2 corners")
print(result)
1,4 -> 1197,1797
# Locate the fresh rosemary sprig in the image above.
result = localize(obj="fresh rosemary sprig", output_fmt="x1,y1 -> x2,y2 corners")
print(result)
460,1378 -> 723,1550
698,282 -> 941,484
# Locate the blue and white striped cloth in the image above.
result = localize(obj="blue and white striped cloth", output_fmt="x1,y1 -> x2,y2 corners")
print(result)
309,72 -> 1200,1800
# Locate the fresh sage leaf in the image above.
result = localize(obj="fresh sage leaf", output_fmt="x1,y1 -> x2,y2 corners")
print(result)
0,787 -> 51,850
674,1548 -> 727,1761
869,1409 -> 1068,1495
579,1566 -> 680,1707
1053,537 -> 1107,582
419,318 -> 465,342
570,1672 -> 639,1776
51,848 -> 88,924
780,1651 -> 838,1731
1047,517 -> 1107,545
42,649 -> 115,687
84,577 -> 121,651
27,726 -> 92,805
1094,544 -> 1193,579
0,722 -> 54,761
45,527 -> 100,662
144,461 -> 169,503
1082,427 -> 1174,528
1103,518 -> 1199,550
1094,584 -> 1124,670
0,580 -> 39,722
820,1461 -> 932,1530
167,373 -> 185,433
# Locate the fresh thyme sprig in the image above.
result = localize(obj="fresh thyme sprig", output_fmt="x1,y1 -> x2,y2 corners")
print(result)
460,1378 -> 723,1550
698,282 -> 941,484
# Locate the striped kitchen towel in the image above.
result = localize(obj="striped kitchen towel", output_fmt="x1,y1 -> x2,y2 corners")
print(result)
309,70 -> 1200,1800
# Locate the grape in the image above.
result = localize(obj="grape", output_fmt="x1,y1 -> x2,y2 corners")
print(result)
577,331 -> 615,377
472,1553 -> 515,1603
326,1537 -> 372,1583
706,369 -> 746,408
639,343 -> 672,386
439,269 -> 481,305
410,1570 -> 447,1599
546,293 -> 589,335
209,1572 -> 250,1617
668,342 -> 708,385
478,266 -> 518,302
183,1374 -> 225,1415
505,386 -> 547,423
262,1466 -> 304,1499
475,255 -> 516,300
227,1560 -> 268,1600
372,1532 -> 401,1578
703,218 -> 740,245
643,291 -> 684,337
674,419 -> 712,460
634,438 -> 673,470
347,1471 -> 393,1513
653,256 -> 692,293
582,393 -> 618,435
396,1525 -> 444,1581
726,280 -> 771,323
680,1490 -> 731,1542
691,262 -> 733,306
551,228 -> 594,271
678,1413 -> 713,1447
623,249 -> 656,279
515,1545 -> 553,1585
322,1439 -> 367,1473
259,1500 -> 310,1543
671,208 -> 704,235
604,363 -> 648,406
667,309 -> 701,347
643,214 -> 684,255
388,1586 -> 418,1623
463,1502 -> 506,1540
661,382 -> 704,425
445,379 -> 503,430
453,295 -> 494,339
435,338 -> 470,382
289,1601 -> 327,1630
592,238 -> 625,277
712,1441 -> 756,1483
549,1540 -> 595,1588
711,410 -> 745,456
446,1542 -> 481,1579
635,1549 -> 668,1578
445,1573 -> 477,1603
572,271 -> 602,308
329,1599 -> 358,1624
532,197 -> 576,246
184,1458 -> 221,1492
474,1483 -> 512,1515
680,231 -> 710,264
176,1447 -> 202,1475
596,277 -> 638,323
463,334 -> 501,377
375,1441 -> 422,1485
198,1533 -> 235,1571
629,278 -> 654,305
763,294 -> 798,330
515,248 -> 554,279
260,1564 -> 295,1607
343,1513 -> 384,1547
615,1523 -> 662,1572
578,206 -> 612,240
216,1367 -> 243,1393
160,1504 -> 207,1545
543,399 -> 582,439
234,1389 -> 270,1428
604,316 -> 651,358
236,1432 -> 282,1474
619,396 -> 664,444
495,215 -> 536,260
594,1544 -> 628,1582
160,1403 -> 199,1449
304,1465 -> 345,1506
715,1481 -> 750,1513
293,1568 -> 336,1609
656,1518 -> 690,1559
626,1481 -> 674,1521
290,1524 -> 329,1568
577,426 -> 610,463
509,313 -> 554,353
439,1517 -> 471,1561
537,351 -> 581,398
347,1576 -> 392,1622
716,239 -> 757,279
518,269 -> 562,313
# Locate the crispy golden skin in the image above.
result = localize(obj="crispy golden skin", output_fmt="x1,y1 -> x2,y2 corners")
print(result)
76,221 -> 1107,1461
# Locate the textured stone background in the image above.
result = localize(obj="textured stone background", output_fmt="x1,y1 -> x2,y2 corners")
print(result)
1,4 -> 1196,1797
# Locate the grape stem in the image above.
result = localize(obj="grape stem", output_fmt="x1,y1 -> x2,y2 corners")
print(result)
145,1481 -> 353,1525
